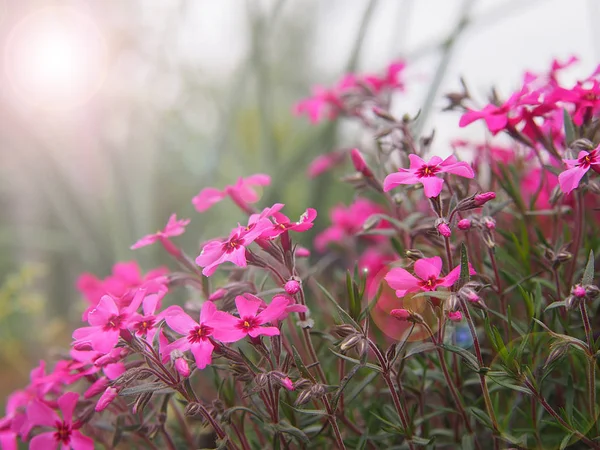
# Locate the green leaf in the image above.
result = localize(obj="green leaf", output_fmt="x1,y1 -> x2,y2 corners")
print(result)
119,382 -> 171,396
329,349 -> 382,372
559,433 -> 575,450
316,281 -> 361,330
286,405 -> 328,417
545,301 -> 567,312
331,363 -> 362,412
221,406 -> 265,423
563,108 -> 576,145
582,250 -> 595,285
458,243 -> 470,288
291,345 -> 314,381
403,342 -> 436,359
440,343 -> 479,372
272,421 -> 311,444
370,411 -> 406,434
345,372 -> 378,405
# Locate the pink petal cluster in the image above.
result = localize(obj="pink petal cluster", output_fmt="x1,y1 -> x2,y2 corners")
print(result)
192,174 -> 271,212
558,147 -> 600,193
385,256 -> 475,298
383,154 -> 475,198
131,214 -> 190,249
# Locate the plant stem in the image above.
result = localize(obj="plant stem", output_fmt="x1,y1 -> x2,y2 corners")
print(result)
580,302 -> 596,419
567,190 -> 585,286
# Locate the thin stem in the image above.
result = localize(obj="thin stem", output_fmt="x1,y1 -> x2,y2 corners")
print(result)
459,299 -> 500,433
567,190 -> 585,286
524,380 -> 600,449
580,302 -> 596,419
444,236 -> 454,272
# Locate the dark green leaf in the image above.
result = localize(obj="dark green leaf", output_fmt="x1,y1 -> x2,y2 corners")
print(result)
119,382 -> 171,397
582,250 -> 595,285
563,108 -> 576,144
316,281 -> 361,330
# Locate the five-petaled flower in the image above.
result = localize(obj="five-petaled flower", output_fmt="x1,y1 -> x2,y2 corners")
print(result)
207,294 -> 289,342
131,214 -> 190,250
26,392 -> 93,450
384,154 -> 475,198
385,256 -> 476,298
558,147 -> 600,193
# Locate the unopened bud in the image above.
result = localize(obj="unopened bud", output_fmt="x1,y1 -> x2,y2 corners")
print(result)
295,389 -> 313,406
209,288 -> 226,301
390,309 -> 424,324
544,343 -> 569,368
295,247 -> 310,258
572,285 -> 586,298
350,148 -> 373,177
457,219 -> 472,231
284,279 -> 301,295
84,377 -> 109,399
585,285 -> 600,298
340,335 -> 363,353
95,387 -> 118,412
372,106 -> 397,122
448,311 -> 463,322
474,192 -> 496,207
174,358 -> 190,378
437,222 -> 452,238
332,324 -> 357,338
482,216 -> 496,230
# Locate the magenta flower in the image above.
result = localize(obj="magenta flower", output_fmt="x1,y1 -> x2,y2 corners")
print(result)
26,392 -> 93,450
558,148 -> 600,193
196,218 -> 272,276
459,88 -> 530,134
207,294 -> 288,342
127,289 -> 167,343
192,174 -> 271,212
72,290 -> 145,354
306,151 -> 347,178
130,214 -> 190,250
261,208 -> 318,239
384,154 -> 474,198
161,302 -> 225,370
385,256 -> 476,298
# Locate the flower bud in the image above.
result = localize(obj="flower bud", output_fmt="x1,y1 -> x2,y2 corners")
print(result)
73,341 -> 93,352
474,192 -> 496,207
280,377 -> 294,391
208,288 -> 226,301
585,284 -> 600,298
390,308 -> 411,321
284,279 -> 301,295
482,216 -> 496,230
459,287 -> 480,303
295,247 -> 310,258
332,324 -> 357,338
457,219 -> 472,231
84,377 -> 109,399
340,335 -> 363,353
405,249 -> 425,261
95,387 -> 118,412
448,311 -> 463,322
174,357 -> 190,378
350,148 -> 373,177
437,222 -> 452,238
572,285 -> 586,298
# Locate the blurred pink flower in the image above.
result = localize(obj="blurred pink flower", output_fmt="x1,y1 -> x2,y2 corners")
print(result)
130,214 -> 190,249
384,154 -> 474,198
306,151 -> 347,178
192,174 -> 271,212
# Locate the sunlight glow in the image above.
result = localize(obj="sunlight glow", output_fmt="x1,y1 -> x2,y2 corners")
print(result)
4,7 -> 107,110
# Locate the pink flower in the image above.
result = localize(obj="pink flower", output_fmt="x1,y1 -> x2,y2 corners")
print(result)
206,294 -> 288,342
72,290 -> 146,354
314,199 -> 386,251
174,357 -> 190,377
558,148 -> 600,193
161,302 -> 222,370
385,256 -> 476,298
196,219 -> 272,276
350,148 -> 373,177
26,392 -> 93,450
306,151 -> 347,178
192,174 -> 271,212
95,387 -> 118,412
383,154 -> 474,198
127,289 -> 168,343
261,208 -> 318,239
459,88 -> 529,134
474,192 -> 496,206
131,214 -> 190,249
572,285 -> 587,298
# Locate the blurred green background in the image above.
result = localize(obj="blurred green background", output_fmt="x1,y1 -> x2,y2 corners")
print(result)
1,0 -> 598,406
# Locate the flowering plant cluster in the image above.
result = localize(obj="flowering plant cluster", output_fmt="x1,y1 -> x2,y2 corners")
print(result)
3,57 -> 600,450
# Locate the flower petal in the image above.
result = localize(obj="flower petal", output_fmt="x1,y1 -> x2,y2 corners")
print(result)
558,166 -> 588,194
57,392 -> 79,425
385,268 -> 419,292
413,257 -> 443,280
235,295 -> 262,318
27,400 -> 59,428
421,177 -> 445,198
256,296 -> 290,324
190,339 -> 214,370
383,171 -> 420,192
70,430 -> 95,450
29,432 -> 57,450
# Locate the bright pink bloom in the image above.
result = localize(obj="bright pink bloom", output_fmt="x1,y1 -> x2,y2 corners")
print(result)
196,219 -> 272,276
72,290 -> 146,354
131,214 -> 190,249
127,289 -> 168,343
552,80 -> 600,126
572,285 -> 587,298
261,208 -> 318,239
161,302 -> 222,370
558,148 -> 600,193
269,294 -> 308,320
207,294 -> 288,342
306,151 -> 347,178
26,392 -> 93,450
383,154 -> 474,198
459,88 -> 529,134
385,256 -> 476,298
363,61 -> 406,93
192,174 -> 271,212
